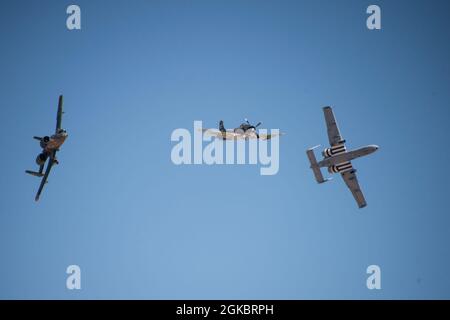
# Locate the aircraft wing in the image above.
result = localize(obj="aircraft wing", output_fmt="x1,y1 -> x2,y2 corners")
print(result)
55,95 -> 63,133
201,129 -> 243,140
202,129 -> 283,140
35,151 -> 56,201
258,132 -> 284,140
341,169 -> 367,208
323,106 -> 343,146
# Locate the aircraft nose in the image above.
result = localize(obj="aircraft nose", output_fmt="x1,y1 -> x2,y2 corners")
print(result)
371,145 -> 379,151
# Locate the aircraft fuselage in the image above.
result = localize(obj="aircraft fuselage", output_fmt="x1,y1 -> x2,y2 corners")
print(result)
317,145 -> 378,168
44,132 -> 68,153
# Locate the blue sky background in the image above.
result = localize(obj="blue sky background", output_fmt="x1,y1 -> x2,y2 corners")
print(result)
1,0 -> 450,299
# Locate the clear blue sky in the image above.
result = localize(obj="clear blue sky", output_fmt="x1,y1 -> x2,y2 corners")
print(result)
1,0 -> 449,299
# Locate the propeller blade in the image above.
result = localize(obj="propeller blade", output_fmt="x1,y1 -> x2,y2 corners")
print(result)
255,122 -> 262,128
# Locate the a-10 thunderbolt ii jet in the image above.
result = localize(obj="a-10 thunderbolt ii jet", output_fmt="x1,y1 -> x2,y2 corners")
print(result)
306,106 -> 378,208
202,119 -> 283,140
25,95 -> 68,201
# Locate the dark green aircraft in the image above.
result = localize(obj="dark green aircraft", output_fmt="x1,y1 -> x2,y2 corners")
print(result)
26,95 -> 68,201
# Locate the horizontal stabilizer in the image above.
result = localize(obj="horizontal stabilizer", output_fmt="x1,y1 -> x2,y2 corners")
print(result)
25,170 -> 44,177
306,148 -> 328,184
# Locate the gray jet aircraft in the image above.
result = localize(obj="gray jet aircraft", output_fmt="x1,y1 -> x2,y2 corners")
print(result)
307,106 -> 378,208
26,95 -> 68,201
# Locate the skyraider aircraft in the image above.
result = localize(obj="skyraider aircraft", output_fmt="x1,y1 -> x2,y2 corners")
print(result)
307,106 -> 378,208
202,119 -> 282,140
26,95 -> 68,201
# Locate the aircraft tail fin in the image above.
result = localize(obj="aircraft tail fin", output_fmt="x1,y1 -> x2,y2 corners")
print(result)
306,146 -> 329,184
219,120 -> 226,133
25,170 -> 44,177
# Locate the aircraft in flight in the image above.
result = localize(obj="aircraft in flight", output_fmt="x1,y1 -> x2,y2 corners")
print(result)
26,95 -> 68,201
306,106 -> 378,208
202,119 -> 282,140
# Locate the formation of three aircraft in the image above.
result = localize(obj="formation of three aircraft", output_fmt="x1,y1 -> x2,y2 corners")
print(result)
26,96 -> 378,208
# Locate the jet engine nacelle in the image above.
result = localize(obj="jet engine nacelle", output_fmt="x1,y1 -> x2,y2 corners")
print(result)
36,153 -> 48,166
328,161 -> 353,174
322,144 -> 346,158
40,136 -> 50,148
